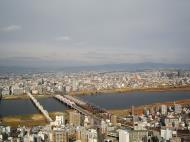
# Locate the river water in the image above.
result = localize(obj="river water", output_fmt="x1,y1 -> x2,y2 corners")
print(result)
0,91 -> 190,116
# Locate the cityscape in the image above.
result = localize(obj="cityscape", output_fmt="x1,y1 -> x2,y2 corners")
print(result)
1,0 -> 190,142
0,70 -> 190,97
0,70 -> 190,141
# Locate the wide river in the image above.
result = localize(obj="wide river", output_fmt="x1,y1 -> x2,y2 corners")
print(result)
0,91 -> 190,116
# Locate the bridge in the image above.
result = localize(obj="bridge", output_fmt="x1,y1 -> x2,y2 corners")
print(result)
65,95 -> 111,119
27,92 -> 53,122
54,94 -> 134,129
54,95 -> 102,123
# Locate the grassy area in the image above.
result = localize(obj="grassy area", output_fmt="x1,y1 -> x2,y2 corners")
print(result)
0,112 -> 65,127
2,94 -> 53,100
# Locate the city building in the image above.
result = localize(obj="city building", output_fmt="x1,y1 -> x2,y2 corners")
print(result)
69,111 -> 81,126
161,105 -> 167,115
52,127 -> 68,142
119,129 -> 129,142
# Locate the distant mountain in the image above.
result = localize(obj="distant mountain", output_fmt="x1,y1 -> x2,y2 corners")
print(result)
0,63 -> 190,74
91,62 -> 190,71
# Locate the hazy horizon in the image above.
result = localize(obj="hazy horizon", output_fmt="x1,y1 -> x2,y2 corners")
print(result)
1,0 -> 190,67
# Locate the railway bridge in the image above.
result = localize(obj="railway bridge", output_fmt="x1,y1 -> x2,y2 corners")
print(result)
54,95 -> 102,123
54,94 -> 134,129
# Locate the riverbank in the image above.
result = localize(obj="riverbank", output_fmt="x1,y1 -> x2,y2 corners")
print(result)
1,98 -> 190,127
0,112 -> 65,127
109,99 -> 190,116
70,85 -> 190,96
2,86 -> 190,100
2,94 -> 53,100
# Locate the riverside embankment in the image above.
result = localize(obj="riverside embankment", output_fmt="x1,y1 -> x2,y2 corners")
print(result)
109,99 -> 190,116
1,90 -> 190,126
2,86 -> 190,100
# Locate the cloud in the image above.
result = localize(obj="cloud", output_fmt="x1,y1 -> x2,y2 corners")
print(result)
0,1 -> 190,66
0,25 -> 22,32
55,36 -> 71,41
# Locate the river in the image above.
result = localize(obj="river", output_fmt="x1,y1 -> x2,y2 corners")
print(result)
0,91 -> 190,116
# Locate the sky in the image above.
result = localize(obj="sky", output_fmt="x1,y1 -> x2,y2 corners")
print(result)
0,0 -> 190,67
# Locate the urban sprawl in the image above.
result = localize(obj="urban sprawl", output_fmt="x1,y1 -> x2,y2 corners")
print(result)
1,70 -> 190,96
0,70 -> 190,142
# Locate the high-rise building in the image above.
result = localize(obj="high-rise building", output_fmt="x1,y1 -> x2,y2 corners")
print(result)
119,129 -> 148,142
83,116 -> 90,128
119,129 -> 129,142
52,128 -> 67,142
87,129 -> 97,142
76,128 -> 82,141
100,120 -> 107,135
144,107 -> 150,116
110,115 -> 117,125
160,105 -> 167,115
76,127 -> 88,142
174,104 -> 182,114
55,115 -> 65,126
72,80 -> 79,92
69,111 -> 81,126
33,135 -> 41,142
129,130 -> 148,142
131,105 -> 135,116
161,128 -> 172,141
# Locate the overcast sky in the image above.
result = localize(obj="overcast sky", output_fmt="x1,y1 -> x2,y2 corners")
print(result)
0,0 -> 190,67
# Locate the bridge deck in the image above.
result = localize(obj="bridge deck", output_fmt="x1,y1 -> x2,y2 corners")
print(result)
27,92 -> 53,122
54,95 -> 101,122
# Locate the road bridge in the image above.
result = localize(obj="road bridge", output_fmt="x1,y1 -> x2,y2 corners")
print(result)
27,92 -> 53,122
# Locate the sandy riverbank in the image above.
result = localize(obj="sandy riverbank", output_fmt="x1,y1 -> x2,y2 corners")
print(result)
0,112 -> 65,127
2,94 -> 53,100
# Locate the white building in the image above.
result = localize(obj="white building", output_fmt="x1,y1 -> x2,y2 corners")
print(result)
55,115 -> 65,125
161,105 -> 167,115
161,128 -> 172,141
119,129 -> 129,142
1,88 -> 10,95
174,104 -> 182,114
65,86 -> 71,93
88,129 -> 97,142
51,115 -> 65,126
0,134 -> 3,141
